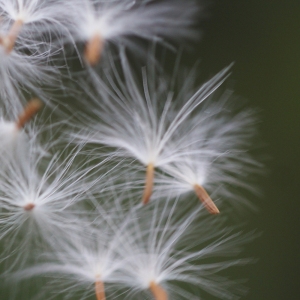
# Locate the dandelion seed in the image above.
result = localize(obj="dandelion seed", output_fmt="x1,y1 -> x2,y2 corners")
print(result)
0,137 -> 102,269
11,195 -> 255,299
0,0 -> 68,100
70,55 -> 231,206
11,206 -> 125,300
158,90 -> 261,213
111,198 -> 255,299
0,0 -> 73,44
69,0 -> 201,65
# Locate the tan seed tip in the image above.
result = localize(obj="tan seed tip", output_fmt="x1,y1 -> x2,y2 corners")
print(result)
84,33 -> 104,66
194,184 -> 220,214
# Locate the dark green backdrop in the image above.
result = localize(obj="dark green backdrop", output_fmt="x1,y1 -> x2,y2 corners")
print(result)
196,1 -> 299,299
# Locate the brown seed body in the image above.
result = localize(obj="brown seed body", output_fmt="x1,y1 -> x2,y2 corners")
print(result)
149,281 -> 168,300
194,184 -> 220,214
95,280 -> 106,300
24,203 -> 35,211
142,163 -> 155,205
2,19 -> 24,53
84,33 -> 104,66
16,99 -> 43,129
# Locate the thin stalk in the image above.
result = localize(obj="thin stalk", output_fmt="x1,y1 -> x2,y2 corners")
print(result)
194,184 -> 220,214
142,163 -> 154,205
149,281 -> 168,300
95,279 -> 106,300
84,33 -> 104,66
16,99 -> 43,129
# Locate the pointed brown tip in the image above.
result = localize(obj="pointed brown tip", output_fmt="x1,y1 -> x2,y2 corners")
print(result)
194,184 -> 220,215
142,194 -> 151,205
84,34 -> 103,66
16,98 -> 43,129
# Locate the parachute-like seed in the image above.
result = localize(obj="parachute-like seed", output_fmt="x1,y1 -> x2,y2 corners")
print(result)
69,55 -> 233,207
11,198 -> 255,299
0,136 -> 105,269
69,0 -> 201,64
110,198 -> 255,299
0,0 -> 69,100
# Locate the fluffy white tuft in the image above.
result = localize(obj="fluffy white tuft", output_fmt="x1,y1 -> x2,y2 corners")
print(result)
12,198 -> 256,299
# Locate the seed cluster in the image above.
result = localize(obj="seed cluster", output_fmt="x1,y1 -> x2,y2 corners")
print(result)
0,1 -> 261,299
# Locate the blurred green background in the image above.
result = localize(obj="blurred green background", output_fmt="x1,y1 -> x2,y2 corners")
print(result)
195,1 -> 299,299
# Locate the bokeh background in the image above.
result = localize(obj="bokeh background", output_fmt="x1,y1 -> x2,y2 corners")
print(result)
194,1 -> 299,299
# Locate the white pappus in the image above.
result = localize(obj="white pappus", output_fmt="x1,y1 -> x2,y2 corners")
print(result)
70,55 -> 233,211
67,0 -> 201,65
0,0 -> 70,100
11,197 -> 255,300
0,136 -> 103,270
